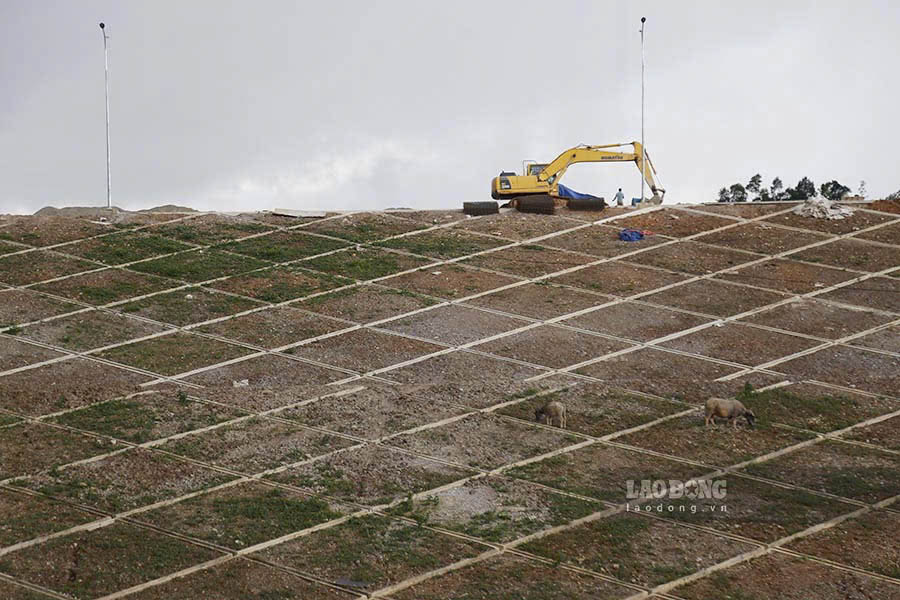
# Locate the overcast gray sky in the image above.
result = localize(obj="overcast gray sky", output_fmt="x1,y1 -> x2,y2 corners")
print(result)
2,1 -> 899,214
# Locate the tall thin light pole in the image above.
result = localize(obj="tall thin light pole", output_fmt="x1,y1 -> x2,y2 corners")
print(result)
640,16 -> 646,202
100,22 -> 111,209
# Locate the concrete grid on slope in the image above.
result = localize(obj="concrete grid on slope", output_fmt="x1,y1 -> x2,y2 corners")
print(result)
0,202 -> 898,599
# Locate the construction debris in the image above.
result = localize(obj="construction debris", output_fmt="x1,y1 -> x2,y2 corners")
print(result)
792,197 -> 855,220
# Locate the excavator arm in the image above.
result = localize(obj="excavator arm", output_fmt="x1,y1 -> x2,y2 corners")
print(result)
537,142 -> 664,197
491,141 -> 664,202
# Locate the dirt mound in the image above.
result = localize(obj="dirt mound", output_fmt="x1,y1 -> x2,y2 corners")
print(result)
33,206 -> 122,218
138,204 -> 197,213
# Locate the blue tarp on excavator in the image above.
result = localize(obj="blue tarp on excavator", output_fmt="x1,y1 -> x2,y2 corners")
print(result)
557,184 -> 603,201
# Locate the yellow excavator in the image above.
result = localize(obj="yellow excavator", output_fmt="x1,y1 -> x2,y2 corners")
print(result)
490,142 -> 665,208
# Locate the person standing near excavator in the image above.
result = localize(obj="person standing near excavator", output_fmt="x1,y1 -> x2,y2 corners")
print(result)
614,188 -> 625,206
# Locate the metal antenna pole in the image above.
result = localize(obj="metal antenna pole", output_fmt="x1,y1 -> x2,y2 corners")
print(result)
100,22 -> 111,209
640,16 -> 646,202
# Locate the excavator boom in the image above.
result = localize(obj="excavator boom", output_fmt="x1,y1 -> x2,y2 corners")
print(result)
491,142 -> 664,203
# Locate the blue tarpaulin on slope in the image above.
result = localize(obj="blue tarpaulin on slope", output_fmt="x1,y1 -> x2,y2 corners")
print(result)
619,228 -> 645,242
557,184 -> 602,201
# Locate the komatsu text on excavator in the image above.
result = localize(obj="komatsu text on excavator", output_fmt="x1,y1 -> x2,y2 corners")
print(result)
491,142 -> 665,207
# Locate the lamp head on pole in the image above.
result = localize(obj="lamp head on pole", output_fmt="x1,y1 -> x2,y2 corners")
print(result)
641,17 -> 646,23
99,22 -> 105,29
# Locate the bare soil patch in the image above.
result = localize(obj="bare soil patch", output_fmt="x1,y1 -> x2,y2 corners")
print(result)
474,325 -> 634,369
0,251 -> 95,286
0,337 -> 64,371
35,269 -> 178,305
0,358 -> 151,416
659,474 -> 855,543
210,265 -> 350,303
34,268 -> 176,305
385,413 -> 577,470
695,222 -> 830,255
25,448 -> 236,513
540,224 -> 667,256
63,231 -> 193,265
221,230 -> 349,262
136,480 -> 350,550
562,301 -> 712,342
197,306 -> 348,349
844,415 -> 900,450
392,553 -> 633,600
376,228 -> 507,259
0,240 -> 21,255
384,209 -> 465,225
379,304 -> 527,346
51,390 -> 243,444
303,212 -> 427,243
117,286 -> 263,326
463,281 -> 607,320
678,552 -> 898,600
551,260 -> 690,296
522,512 -> 756,587
636,241 -> 760,275
0,216 -> 110,247
453,212 -> 580,240
716,258 -> 857,293
0,289 -> 81,326
149,214 -> 276,245
688,202 -> 798,219
577,348 -> 746,403
818,275 -> 900,313
463,244 -> 595,278
97,332 -> 253,376
507,442 -> 706,502
852,219 -> 900,245
745,383 -> 897,433
380,264 -> 519,299
390,475 -> 601,543
660,323 -> 821,366
256,514 -> 486,592
868,198 -> 900,214
0,487 -> 95,548
791,237 -> 900,272
743,440 -> 900,503
181,355 -> 347,388
160,417 -> 355,473
0,521 -> 223,599
298,284 -> 437,323
305,247 -> 434,281
559,205 -> 632,220
762,208 -> 898,235
19,310 -> 170,351
131,248 -> 271,283
189,381 -> 346,413
0,422 -> 116,480
287,328 -> 443,373
270,445 -> 476,506
616,208 -> 737,237
642,279 -> 788,317
778,345 -> 899,396
617,412 -> 813,467
384,350 -> 553,408
281,384 -> 469,440
787,508 -> 900,578
498,383 -> 688,438
127,557 -> 356,600
741,298 -> 893,339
